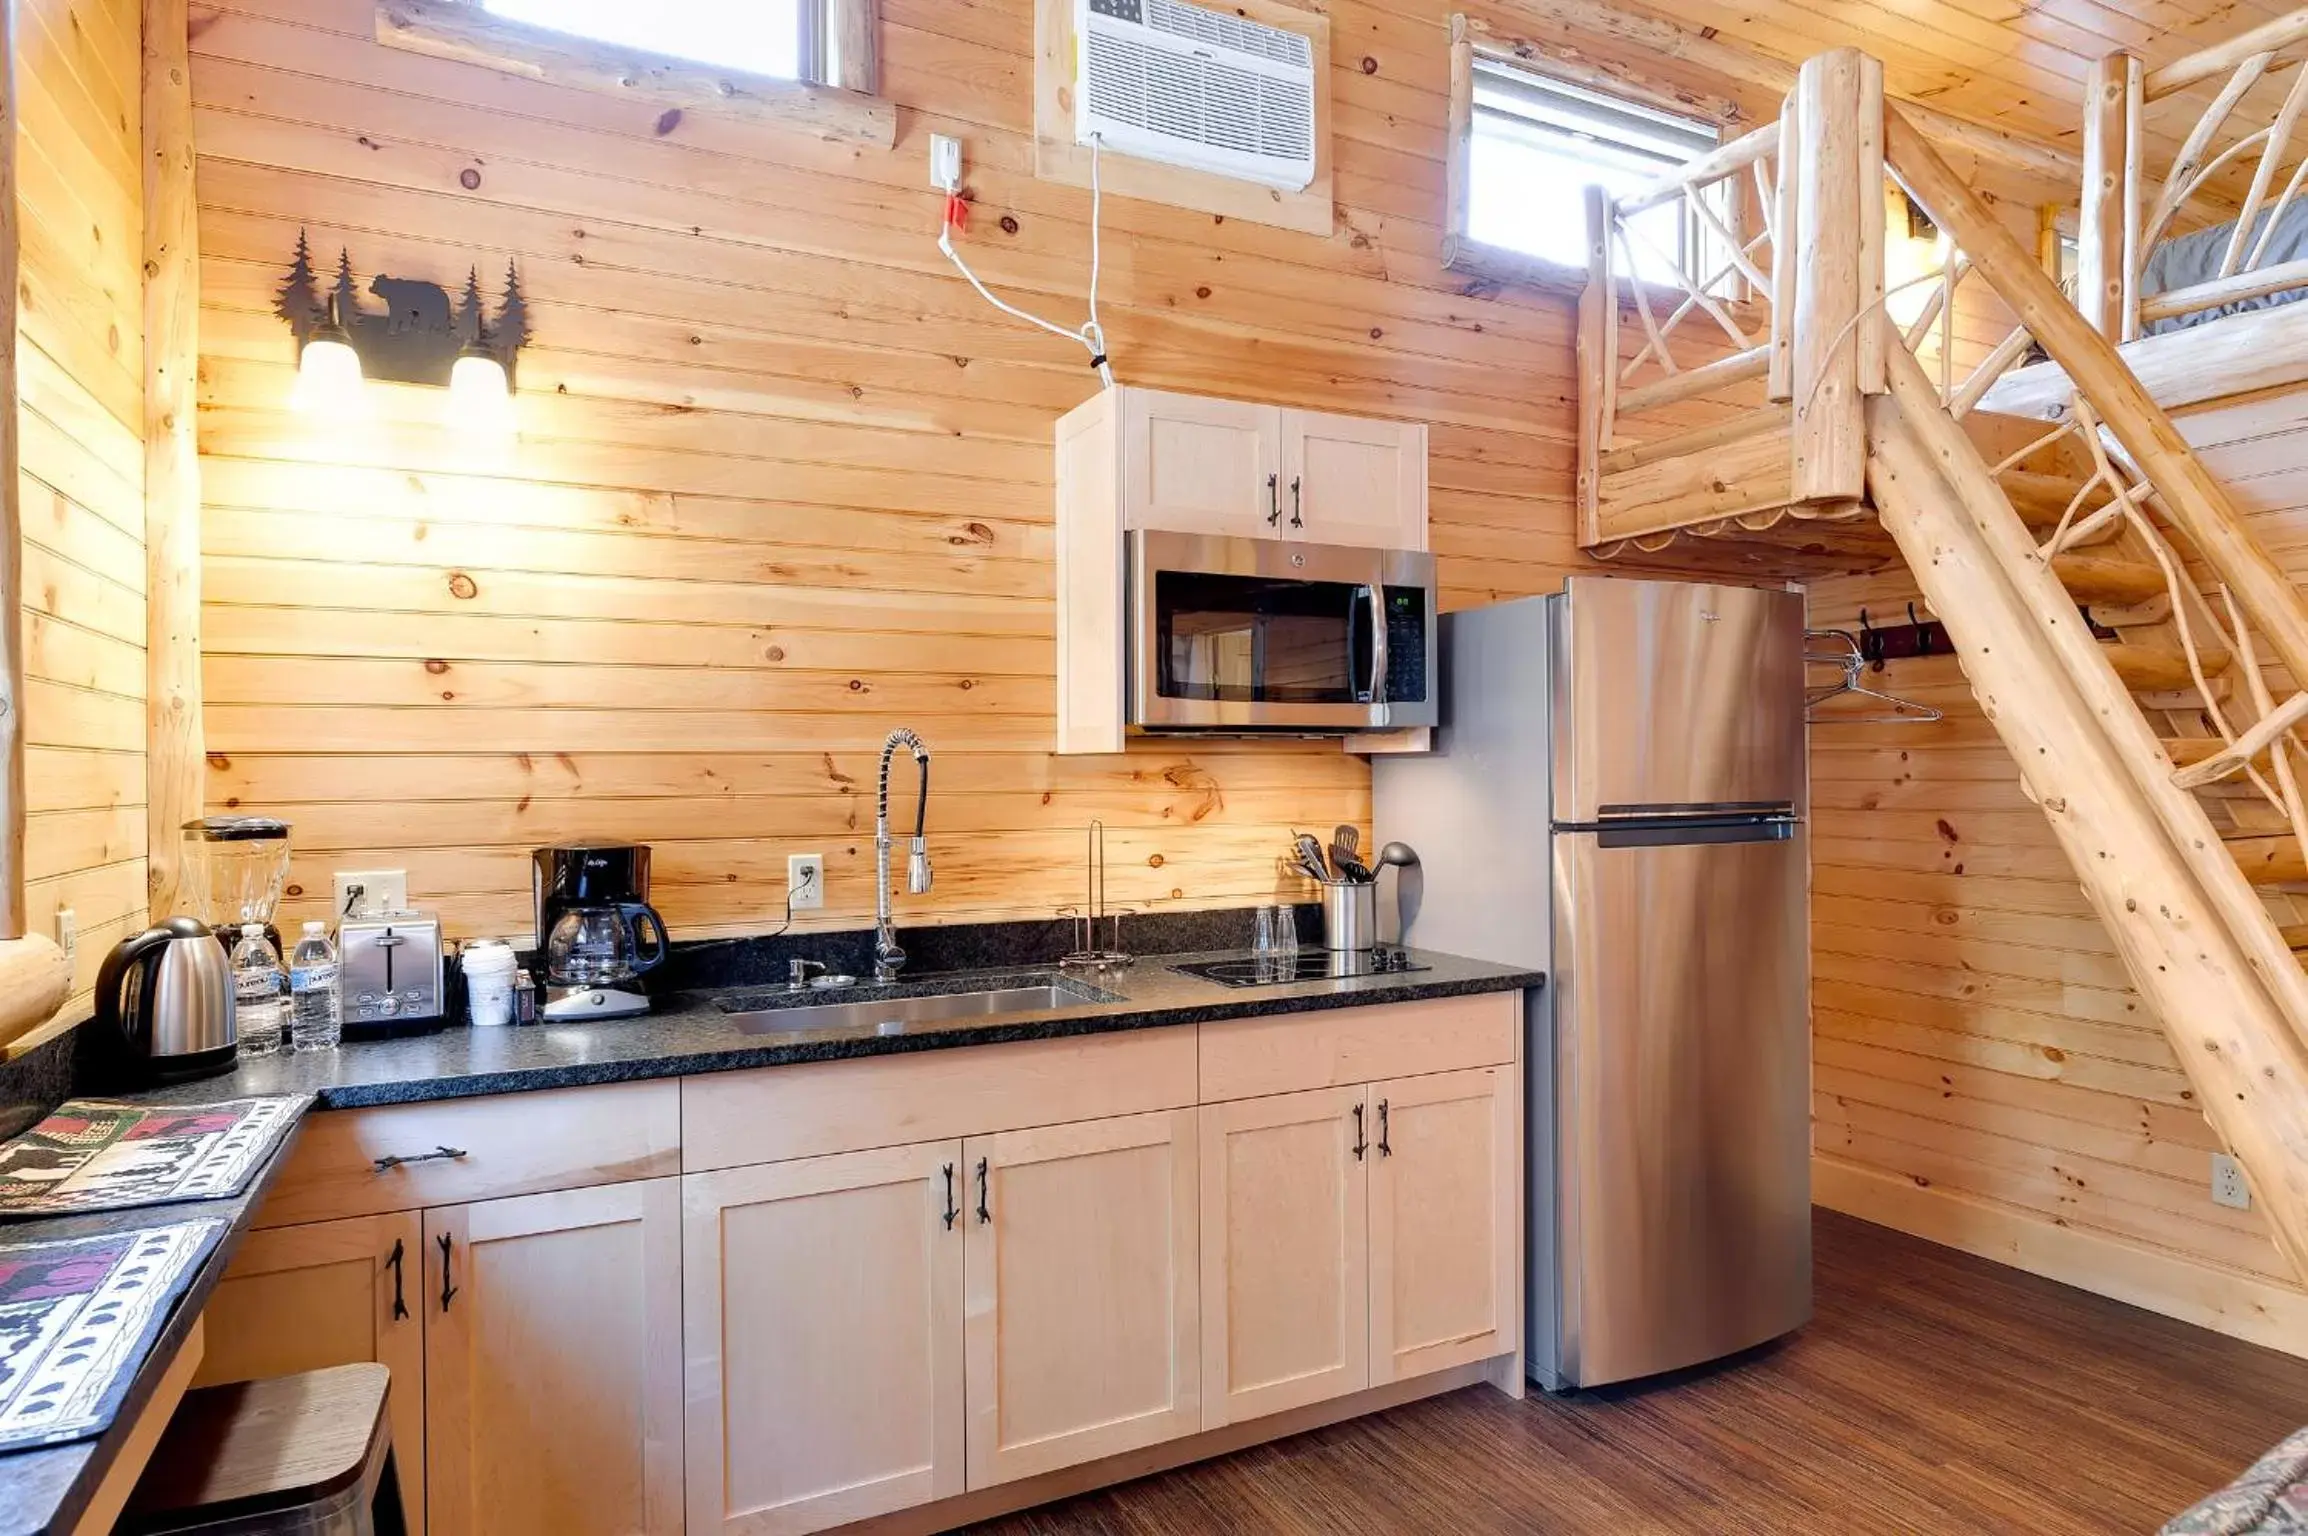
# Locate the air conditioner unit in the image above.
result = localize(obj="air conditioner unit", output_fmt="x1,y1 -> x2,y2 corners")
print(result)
1075,0 -> 1317,192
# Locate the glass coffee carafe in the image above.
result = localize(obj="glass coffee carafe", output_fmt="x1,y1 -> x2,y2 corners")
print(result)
544,903 -> 668,989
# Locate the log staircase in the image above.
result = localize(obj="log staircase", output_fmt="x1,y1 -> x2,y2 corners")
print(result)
1575,49 -> 2308,1282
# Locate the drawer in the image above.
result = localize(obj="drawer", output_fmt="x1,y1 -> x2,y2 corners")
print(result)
1199,993 -> 1519,1102
682,1025 -> 1197,1171
255,1080 -> 682,1228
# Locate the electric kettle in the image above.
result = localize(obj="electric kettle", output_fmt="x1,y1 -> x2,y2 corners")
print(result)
94,916 -> 237,1082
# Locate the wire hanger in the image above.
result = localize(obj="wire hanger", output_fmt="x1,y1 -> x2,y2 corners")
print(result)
1804,629 -> 1941,725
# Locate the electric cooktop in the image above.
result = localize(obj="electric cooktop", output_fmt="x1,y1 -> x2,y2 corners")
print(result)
1169,949 -> 1431,989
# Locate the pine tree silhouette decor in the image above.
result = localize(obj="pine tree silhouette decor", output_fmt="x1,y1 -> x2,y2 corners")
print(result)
274,230 -> 323,342
492,259 -> 530,384
455,267 -> 486,345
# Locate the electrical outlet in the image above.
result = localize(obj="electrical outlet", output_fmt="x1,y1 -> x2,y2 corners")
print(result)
333,869 -> 408,920
930,133 -> 962,193
2211,1152 -> 2252,1211
787,853 -> 825,911
52,908 -> 74,970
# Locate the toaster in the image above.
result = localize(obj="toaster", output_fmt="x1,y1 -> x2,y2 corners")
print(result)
338,909 -> 447,1030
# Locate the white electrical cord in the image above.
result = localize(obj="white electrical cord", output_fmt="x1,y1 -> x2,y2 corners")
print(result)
938,135 -> 1115,388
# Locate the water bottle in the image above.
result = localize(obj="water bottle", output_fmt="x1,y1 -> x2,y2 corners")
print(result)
289,921 -> 342,1052
232,926 -> 287,1057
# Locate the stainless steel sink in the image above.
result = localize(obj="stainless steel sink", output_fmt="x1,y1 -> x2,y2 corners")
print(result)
715,973 -> 1113,1035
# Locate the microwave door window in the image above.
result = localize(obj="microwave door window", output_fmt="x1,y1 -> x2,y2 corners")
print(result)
1155,571 -> 1366,703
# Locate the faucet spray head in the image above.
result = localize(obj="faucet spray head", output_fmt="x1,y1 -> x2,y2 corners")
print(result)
908,841 -> 933,895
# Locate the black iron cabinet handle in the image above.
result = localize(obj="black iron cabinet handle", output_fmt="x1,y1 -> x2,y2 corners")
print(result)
1265,473 -> 1280,526
976,1156 -> 991,1224
1378,1100 -> 1392,1157
1351,1102 -> 1367,1161
387,1237 -> 408,1321
374,1145 -> 467,1173
438,1232 -> 459,1312
1290,475 -> 1303,528
941,1163 -> 958,1230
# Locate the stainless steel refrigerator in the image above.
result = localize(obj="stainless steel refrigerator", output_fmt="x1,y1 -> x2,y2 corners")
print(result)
1372,575 -> 1811,1390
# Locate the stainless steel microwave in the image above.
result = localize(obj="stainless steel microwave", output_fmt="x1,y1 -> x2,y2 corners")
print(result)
1126,530 -> 1439,733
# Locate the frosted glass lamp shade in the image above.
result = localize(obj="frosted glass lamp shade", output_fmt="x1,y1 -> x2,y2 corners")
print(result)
449,349 -> 514,433
291,335 -> 364,414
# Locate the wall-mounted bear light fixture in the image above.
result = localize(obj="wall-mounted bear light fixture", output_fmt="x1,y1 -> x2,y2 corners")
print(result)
275,230 -> 529,432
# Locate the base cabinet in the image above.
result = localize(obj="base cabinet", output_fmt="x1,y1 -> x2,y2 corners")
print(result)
1199,1087 -> 1368,1428
682,1143 -> 966,1535
423,1181 -> 685,1536
1368,1067 -> 1519,1383
964,1108 -> 1202,1486
196,1212 -> 428,1529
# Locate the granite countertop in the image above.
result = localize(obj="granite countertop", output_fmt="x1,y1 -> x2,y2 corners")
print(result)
0,1121 -> 306,1536
139,947 -> 1545,1111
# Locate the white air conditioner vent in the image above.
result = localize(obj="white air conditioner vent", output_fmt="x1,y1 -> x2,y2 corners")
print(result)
1077,0 -> 1318,191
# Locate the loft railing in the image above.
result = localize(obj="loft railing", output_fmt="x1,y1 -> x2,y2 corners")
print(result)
2078,18 -> 2308,339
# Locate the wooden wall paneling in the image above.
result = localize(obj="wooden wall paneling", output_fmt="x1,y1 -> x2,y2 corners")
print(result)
11,0 -> 146,1040
145,0 -> 200,924
183,0 -> 1637,942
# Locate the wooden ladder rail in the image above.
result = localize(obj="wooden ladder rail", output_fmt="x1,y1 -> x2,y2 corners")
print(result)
1866,334 -> 2308,1280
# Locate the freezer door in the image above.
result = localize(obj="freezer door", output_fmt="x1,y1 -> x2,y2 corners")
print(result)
1552,577 -> 1806,824
1552,822 -> 1811,1387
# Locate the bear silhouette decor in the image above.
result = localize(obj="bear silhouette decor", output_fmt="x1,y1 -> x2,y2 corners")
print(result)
275,230 -> 529,388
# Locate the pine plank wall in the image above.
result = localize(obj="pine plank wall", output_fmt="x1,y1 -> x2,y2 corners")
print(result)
156,0 -> 2308,1350
180,0 -> 1627,942
21,0 -> 148,1019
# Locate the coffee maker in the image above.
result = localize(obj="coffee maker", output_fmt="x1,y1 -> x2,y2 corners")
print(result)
533,845 -> 669,1021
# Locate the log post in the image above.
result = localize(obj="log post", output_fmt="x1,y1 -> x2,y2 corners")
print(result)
145,0 -> 202,922
1867,378 -> 2308,1280
1575,183 -> 1615,545
1789,49 -> 1867,502
2078,52 -> 2135,339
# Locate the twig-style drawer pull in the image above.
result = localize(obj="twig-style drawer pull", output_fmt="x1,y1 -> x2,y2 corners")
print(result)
976,1157 -> 991,1225
438,1232 -> 458,1312
373,1145 -> 468,1173
387,1237 -> 409,1321
941,1163 -> 958,1230
1352,1103 -> 1367,1161
1378,1100 -> 1391,1157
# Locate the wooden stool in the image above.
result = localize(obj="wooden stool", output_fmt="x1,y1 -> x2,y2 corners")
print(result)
119,1363 -> 407,1535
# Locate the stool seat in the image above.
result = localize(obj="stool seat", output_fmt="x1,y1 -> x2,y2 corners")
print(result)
121,1363 -> 403,1535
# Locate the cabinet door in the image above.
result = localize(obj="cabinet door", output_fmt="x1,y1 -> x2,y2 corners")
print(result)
424,1181 -> 683,1536
964,1108 -> 1199,1486
1198,1087 -> 1368,1428
683,1142 -> 965,1536
1281,410 -> 1427,550
197,1212 -> 427,1529
1367,1066 -> 1518,1384
1120,390 -> 1282,537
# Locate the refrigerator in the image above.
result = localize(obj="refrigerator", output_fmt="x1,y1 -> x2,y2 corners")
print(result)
1372,575 -> 1812,1391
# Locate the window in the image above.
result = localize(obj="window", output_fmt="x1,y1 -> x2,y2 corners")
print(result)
378,0 -> 893,147
480,0 -> 809,80
1445,32 -> 1737,292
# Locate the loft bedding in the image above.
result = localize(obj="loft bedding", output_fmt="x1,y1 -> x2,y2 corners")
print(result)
2140,200 -> 2308,333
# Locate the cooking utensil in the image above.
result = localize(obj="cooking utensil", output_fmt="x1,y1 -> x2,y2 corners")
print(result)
1295,833 -> 1333,883
1377,842 -> 1419,873
1329,840 -> 1372,883
1333,825 -> 1360,860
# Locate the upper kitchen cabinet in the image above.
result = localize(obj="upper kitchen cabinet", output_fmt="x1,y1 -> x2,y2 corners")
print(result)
1280,410 -> 1428,552
1062,387 -> 1427,548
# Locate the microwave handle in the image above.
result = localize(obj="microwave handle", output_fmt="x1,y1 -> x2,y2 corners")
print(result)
1366,570 -> 1390,725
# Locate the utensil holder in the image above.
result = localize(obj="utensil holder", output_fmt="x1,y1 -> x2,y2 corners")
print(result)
1321,883 -> 1376,952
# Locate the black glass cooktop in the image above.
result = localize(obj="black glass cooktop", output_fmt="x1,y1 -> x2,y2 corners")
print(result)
1169,949 -> 1431,989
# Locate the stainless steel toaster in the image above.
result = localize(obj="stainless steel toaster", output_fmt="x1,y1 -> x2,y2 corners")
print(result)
338,909 -> 446,1027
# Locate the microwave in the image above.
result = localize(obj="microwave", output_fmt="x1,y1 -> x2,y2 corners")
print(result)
1126,530 -> 1439,733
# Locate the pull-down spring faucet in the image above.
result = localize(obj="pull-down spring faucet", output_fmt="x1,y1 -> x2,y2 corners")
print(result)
874,729 -> 933,982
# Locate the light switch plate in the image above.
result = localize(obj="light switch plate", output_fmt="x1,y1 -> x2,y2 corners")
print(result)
2211,1151 -> 2252,1210
52,908 -> 74,971
333,869 -> 408,920
787,853 -> 825,911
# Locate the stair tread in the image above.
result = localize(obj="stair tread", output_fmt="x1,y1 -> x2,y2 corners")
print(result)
2225,833 -> 2307,885
2105,641 -> 2230,693
2049,553 -> 2165,608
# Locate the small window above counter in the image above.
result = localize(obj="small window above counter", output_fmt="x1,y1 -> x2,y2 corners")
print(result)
1055,387 -> 1434,756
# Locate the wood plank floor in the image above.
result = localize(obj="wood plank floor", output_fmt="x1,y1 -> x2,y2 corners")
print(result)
968,1211 -> 2308,1534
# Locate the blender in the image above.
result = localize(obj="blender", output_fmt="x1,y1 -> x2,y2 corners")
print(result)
181,817 -> 292,948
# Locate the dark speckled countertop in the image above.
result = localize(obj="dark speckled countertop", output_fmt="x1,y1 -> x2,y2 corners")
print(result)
138,947 -> 1543,1110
